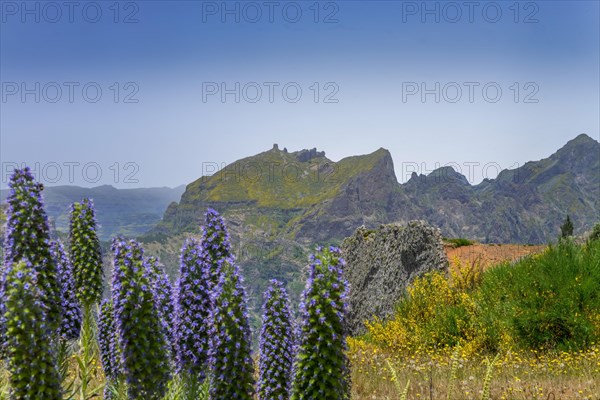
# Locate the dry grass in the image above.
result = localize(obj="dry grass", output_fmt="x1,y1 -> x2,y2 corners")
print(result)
445,243 -> 546,271
1,339 -> 599,399
349,344 -> 600,400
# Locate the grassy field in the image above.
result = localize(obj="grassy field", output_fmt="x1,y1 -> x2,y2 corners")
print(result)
3,345 -> 597,399
349,343 -> 599,399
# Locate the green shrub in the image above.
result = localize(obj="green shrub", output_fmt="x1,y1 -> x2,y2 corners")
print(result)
588,222 -> 600,242
478,240 -> 600,351
444,238 -> 474,248
560,215 -> 574,238
364,239 -> 600,354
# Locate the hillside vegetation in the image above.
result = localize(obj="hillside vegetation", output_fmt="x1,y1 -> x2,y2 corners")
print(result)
2,166 -> 599,399
141,135 -> 600,330
349,236 -> 600,399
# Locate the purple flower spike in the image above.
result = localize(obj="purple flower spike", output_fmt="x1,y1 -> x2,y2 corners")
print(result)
258,279 -> 295,400
290,246 -> 350,400
50,240 -> 82,341
208,259 -> 254,399
111,238 -> 171,400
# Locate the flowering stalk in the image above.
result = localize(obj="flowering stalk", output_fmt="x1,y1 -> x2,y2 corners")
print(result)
68,198 -> 104,400
201,208 -> 233,290
174,208 -> 233,378
1,167 -> 61,332
3,259 -> 62,399
98,300 -> 123,399
173,237 -> 213,396
290,246 -> 351,400
69,198 -> 103,307
146,256 -> 176,358
50,240 -> 82,341
74,302 -> 105,400
208,259 -> 254,400
112,238 -> 171,400
258,279 -> 296,400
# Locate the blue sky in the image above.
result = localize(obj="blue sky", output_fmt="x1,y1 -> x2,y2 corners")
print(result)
1,0 -> 598,188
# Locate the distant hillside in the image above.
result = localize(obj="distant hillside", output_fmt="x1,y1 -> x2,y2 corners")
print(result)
141,134 -> 600,307
400,133 -> 600,243
0,184 -> 185,241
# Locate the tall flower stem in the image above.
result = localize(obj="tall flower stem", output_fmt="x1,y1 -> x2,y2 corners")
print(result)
112,239 -> 171,400
290,246 -> 351,400
258,279 -> 295,400
1,168 -> 61,344
208,259 -> 254,400
3,259 -> 62,399
75,303 -> 103,400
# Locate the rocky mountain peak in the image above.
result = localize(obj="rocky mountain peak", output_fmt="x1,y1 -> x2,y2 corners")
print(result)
406,166 -> 469,186
551,133 -> 599,166
296,147 -> 326,162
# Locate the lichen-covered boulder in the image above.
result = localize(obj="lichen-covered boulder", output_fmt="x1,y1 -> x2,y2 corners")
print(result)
341,220 -> 448,335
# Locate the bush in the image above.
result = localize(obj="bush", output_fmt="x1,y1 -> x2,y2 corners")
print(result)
362,240 -> 600,355
477,240 -> 600,351
560,215 -> 574,238
588,222 -> 600,242
365,269 -> 476,354
444,238 -> 474,248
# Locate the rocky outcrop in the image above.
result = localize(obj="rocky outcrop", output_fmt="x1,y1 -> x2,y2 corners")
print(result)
296,148 -> 326,162
341,221 -> 448,336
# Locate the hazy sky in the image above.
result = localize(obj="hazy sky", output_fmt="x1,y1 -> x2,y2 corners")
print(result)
1,0 -> 598,188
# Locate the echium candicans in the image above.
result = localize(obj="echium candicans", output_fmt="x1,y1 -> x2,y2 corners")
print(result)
69,198 -> 103,306
290,246 -> 351,400
146,256 -> 176,357
174,238 -> 212,378
50,240 -> 82,341
111,238 -> 171,400
98,299 -> 122,399
258,279 -> 296,400
2,168 -> 61,330
208,258 -> 254,400
4,259 -> 62,400
200,208 -> 233,290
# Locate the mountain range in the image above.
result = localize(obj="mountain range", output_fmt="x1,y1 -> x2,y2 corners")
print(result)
0,134 -> 598,309
149,134 -> 599,244
140,133 -> 599,306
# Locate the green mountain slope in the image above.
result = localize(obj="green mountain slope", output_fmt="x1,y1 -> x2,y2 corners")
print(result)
141,135 -> 599,309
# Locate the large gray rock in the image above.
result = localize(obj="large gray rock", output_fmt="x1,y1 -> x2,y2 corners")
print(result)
341,221 -> 448,336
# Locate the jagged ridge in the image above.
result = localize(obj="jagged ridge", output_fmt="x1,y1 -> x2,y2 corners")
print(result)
142,135 -> 599,308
